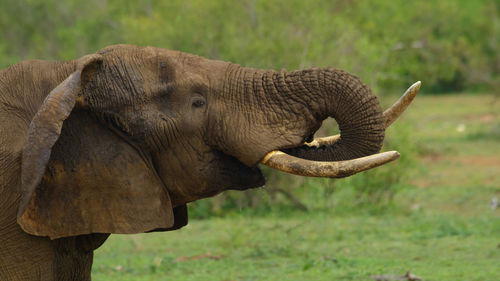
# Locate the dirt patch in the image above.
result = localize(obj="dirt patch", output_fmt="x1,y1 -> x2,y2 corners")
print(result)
479,114 -> 496,123
461,113 -> 498,123
411,154 -> 499,188
419,155 -> 500,167
449,155 -> 500,167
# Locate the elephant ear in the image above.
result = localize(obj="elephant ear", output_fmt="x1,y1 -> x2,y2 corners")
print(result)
17,55 -> 186,239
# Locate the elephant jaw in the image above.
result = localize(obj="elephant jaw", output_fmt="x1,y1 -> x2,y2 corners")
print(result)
260,81 -> 421,178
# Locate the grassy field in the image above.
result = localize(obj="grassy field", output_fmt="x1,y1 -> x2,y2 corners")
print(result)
92,94 -> 500,280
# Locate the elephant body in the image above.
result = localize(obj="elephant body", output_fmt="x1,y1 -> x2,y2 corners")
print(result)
0,45 -> 389,280
0,60 -> 107,279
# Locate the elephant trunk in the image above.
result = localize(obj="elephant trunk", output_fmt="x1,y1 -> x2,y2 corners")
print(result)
219,64 -> 409,177
280,68 -> 385,161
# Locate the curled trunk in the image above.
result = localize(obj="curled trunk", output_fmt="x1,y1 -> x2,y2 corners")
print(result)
279,68 -> 385,161
262,81 -> 421,178
218,65 -> 386,169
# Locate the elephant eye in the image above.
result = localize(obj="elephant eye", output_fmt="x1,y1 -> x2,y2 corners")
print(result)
192,99 -> 205,108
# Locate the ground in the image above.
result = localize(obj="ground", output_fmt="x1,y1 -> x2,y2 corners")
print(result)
92,94 -> 500,280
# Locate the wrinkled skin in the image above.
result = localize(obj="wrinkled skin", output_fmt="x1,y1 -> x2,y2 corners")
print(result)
0,45 -> 385,280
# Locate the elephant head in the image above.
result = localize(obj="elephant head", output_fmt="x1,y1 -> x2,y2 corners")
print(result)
17,45 -> 419,239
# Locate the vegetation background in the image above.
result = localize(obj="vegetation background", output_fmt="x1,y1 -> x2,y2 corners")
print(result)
1,0 -> 499,280
1,0 -> 498,93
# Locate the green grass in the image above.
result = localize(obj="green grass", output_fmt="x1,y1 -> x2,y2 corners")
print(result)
93,214 -> 499,280
93,94 -> 500,280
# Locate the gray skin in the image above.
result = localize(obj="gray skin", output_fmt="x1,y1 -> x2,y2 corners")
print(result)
0,45 -> 384,280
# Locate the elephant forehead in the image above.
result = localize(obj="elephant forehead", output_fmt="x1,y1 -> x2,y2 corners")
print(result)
146,47 -> 230,77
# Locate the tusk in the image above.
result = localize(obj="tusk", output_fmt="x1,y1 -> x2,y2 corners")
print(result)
260,82 -> 419,177
384,81 -> 421,127
304,134 -> 340,147
261,151 -> 400,178
306,81 -> 421,147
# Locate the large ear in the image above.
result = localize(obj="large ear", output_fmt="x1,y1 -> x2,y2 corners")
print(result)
17,55 -> 185,239
18,54 -> 102,215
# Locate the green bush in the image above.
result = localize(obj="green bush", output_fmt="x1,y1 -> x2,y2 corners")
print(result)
1,0 -> 498,93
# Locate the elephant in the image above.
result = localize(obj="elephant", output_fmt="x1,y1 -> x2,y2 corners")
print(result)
0,44 -> 419,280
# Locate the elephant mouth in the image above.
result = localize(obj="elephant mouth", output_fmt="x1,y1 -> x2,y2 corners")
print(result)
210,149 -> 266,191
259,82 -> 421,178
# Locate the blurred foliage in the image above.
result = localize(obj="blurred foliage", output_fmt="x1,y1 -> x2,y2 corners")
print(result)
1,0 -> 498,92
1,0 -> 498,216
